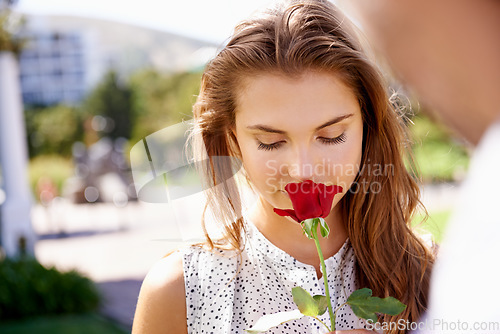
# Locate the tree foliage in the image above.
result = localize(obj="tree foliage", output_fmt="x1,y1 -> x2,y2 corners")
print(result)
129,69 -> 201,142
25,105 -> 83,158
24,69 -> 202,158
82,70 -> 135,140
0,1 -> 25,54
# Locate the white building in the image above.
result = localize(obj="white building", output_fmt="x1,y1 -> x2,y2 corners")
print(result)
18,30 -> 88,106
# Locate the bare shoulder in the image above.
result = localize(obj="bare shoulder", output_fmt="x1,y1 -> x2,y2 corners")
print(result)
132,251 -> 187,334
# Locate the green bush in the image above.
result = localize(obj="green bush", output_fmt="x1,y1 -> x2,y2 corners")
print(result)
412,210 -> 452,244
409,114 -> 470,182
0,257 -> 100,320
0,313 -> 128,334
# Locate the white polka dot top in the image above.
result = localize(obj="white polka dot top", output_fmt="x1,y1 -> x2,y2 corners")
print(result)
181,222 -> 364,333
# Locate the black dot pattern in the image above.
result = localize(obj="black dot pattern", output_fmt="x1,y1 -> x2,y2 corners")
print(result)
181,222 -> 365,333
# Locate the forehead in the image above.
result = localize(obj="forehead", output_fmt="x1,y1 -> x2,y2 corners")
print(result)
235,71 -> 361,129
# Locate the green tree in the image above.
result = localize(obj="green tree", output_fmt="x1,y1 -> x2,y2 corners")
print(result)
0,0 -> 24,54
83,70 -> 134,140
129,69 -> 201,142
25,105 -> 83,157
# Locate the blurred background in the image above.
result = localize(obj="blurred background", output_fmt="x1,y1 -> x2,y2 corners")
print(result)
0,0 -> 470,332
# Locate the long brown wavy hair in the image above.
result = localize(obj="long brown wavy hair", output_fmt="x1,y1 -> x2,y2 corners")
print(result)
190,0 -> 434,332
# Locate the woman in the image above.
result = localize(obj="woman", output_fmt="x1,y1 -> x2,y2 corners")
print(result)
132,0 -> 434,333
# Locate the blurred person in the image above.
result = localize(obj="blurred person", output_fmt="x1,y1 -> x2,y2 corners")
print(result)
36,176 -> 58,206
132,0 -> 434,333
343,0 -> 500,332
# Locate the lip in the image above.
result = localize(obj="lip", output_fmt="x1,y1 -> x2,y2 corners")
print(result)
278,182 -> 343,195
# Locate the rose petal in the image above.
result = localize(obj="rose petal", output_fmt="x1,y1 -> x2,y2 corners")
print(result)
273,208 -> 301,222
286,181 -> 323,221
318,184 -> 343,218
276,181 -> 343,222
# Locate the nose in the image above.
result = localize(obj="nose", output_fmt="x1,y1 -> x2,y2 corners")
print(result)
287,145 -> 316,182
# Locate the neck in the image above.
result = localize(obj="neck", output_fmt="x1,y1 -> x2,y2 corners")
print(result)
248,196 -> 348,276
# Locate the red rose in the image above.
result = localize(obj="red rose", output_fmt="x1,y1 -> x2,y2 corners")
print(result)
273,180 -> 343,223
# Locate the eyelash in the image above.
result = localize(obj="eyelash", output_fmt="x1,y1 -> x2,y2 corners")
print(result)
258,141 -> 284,151
257,133 -> 346,151
318,133 -> 346,145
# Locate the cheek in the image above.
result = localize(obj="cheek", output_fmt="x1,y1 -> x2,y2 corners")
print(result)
248,155 -> 284,188
238,142 -> 280,187
324,134 -> 363,186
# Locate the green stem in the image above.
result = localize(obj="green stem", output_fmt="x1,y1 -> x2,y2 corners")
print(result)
311,219 -> 335,331
312,316 -> 331,333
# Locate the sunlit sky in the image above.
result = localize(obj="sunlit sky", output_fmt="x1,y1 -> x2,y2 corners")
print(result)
16,0 -> 283,44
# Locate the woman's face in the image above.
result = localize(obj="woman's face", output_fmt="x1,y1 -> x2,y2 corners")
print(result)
233,70 -> 363,215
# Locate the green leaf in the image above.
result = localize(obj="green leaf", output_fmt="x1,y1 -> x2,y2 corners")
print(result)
319,218 -> 330,238
245,310 -> 303,333
348,288 -> 372,300
291,286 -> 319,316
301,219 -> 316,240
313,295 -> 328,316
346,288 -> 407,323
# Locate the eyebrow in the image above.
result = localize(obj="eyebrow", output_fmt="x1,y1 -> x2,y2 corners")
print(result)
246,113 -> 354,134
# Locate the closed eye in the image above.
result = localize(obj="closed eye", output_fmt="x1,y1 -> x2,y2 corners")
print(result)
257,141 -> 285,151
257,133 -> 346,151
318,133 -> 346,145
